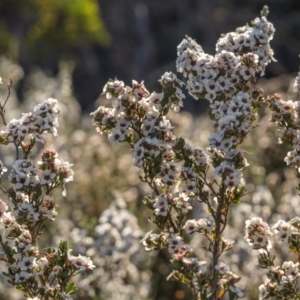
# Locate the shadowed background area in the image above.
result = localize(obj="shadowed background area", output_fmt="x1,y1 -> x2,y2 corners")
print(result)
0,0 -> 299,111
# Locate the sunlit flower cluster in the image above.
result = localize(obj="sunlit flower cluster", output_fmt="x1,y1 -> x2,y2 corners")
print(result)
0,98 -> 59,144
258,261 -> 300,299
0,95 -> 93,300
216,15 -> 275,75
176,13 -> 274,190
245,217 -> 273,250
267,94 -> 300,178
8,149 -> 73,196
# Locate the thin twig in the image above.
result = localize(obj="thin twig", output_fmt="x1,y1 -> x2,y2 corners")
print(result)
0,75 -> 13,125
0,76 -> 19,159
2,75 -> 13,112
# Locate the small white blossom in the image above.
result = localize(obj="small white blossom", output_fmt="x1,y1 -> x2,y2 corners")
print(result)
68,254 -> 95,270
215,262 -> 230,274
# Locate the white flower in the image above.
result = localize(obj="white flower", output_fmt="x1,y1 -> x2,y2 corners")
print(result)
68,254 -> 95,270
215,262 -> 230,274
272,220 -> 293,242
108,128 -> 125,144
258,283 -> 268,300
183,219 -> 199,234
154,118 -> 173,132
105,79 -> 125,95
14,271 -> 32,282
34,257 -> 49,275
175,199 -> 192,214
58,292 -> 73,300
2,212 -> 16,228
153,194 -> 168,216
55,158 -> 74,183
39,169 -> 56,185
282,261 -> 299,281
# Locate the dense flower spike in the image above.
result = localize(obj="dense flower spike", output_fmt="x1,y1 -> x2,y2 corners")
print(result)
176,17 -> 273,190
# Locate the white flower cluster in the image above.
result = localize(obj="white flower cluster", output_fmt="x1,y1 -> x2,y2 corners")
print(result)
0,150 -> 87,300
92,7 -> 300,300
92,75 -> 184,144
91,75 -> 210,223
0,98 -> 59,143
93,72 -> 253,297
8,149 -> 74,194
184,218 -> 215,234
216,16 -> 275,75
8,160 -> 38,190
272,219 -> 295,243
176,15 -> 274,193
0,194 -> 94,295
167,234 -> 192,258
0,93 -> 94,299
68,252 -> 95,271
245,216 -> 300,299
92,75 -> 218,293
248,73 -> 300,298
244,217 -> 273,250
268,96 -> 300,174
259,261 -> 300,299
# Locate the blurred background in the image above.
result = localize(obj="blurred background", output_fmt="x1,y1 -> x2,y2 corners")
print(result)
0,0 -> 300,111
0,0 -> 300,299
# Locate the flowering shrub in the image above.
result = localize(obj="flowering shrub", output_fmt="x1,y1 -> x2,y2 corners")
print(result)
91,6 -> 300,300
0,60 -> 151,299
1,5 -> 300,300
0,79 -> 95,299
